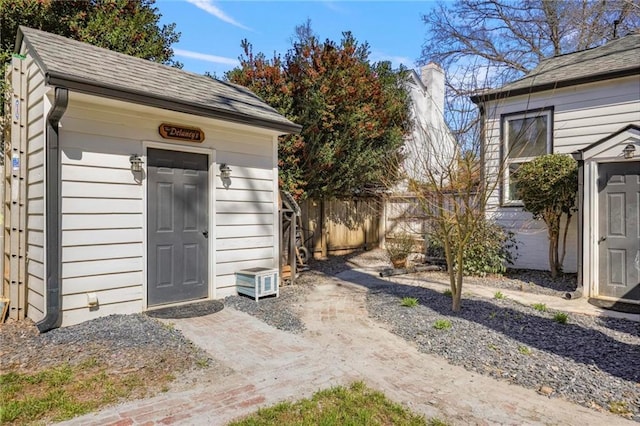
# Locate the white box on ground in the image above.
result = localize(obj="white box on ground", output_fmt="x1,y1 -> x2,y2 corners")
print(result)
236,267 -> 279,301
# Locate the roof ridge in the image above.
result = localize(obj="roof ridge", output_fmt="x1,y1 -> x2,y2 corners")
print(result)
17,26 -> 301,133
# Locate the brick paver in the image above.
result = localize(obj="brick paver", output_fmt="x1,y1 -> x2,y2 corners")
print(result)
60,270 -> 636,426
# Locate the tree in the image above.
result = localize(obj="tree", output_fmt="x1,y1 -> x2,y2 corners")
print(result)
0,0 -> 181,68
412,0 -> 638,311
226,23 -> 412,199
514,154 -> 578,278
0,0 -> 180,157
420,0 -> 640,90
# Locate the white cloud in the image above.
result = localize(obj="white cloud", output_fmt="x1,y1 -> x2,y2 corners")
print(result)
174,49 -> 239,66
185,0 -> 252,31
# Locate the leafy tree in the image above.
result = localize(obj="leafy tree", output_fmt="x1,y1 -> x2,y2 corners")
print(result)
514,154 -> 578,278
226,23 -> 411,199
0,0 -> 180,68
0,0 -> 180,157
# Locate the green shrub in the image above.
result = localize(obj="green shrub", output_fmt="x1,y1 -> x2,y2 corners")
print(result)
433,319 -> 452,330
553,312 -> 569,324
426,220 -> 516,277
401,297 -> 419,307
532,303 -> 547,312
493,291 -> 506,300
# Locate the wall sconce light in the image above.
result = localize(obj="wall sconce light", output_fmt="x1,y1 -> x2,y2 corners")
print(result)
129,154 -> 144,172
623,144 -> 636,159
220,163 -> 232,179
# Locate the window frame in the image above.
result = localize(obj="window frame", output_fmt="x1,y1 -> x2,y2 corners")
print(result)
500,107 -> 554,206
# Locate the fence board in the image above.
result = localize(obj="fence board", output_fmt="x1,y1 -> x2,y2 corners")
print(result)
299,197 -> 381,257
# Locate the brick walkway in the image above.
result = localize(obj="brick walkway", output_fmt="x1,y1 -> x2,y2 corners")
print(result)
60,271 -> 635,426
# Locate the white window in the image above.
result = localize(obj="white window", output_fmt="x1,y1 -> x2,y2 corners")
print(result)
502,109 -> 553,204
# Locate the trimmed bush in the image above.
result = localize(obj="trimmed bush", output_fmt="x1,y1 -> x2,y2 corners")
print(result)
426,220 -> 516,276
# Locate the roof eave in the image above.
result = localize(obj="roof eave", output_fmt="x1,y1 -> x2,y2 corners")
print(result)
470,67 -> 640,104
46,71 -> 302,135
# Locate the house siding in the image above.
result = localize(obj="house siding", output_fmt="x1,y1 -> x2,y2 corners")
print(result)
483,75 -> 640,272
56,95 -> 278,325
22,52 -> 48,322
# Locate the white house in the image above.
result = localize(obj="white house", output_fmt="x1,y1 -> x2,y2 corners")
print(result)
3,27 -> 301,330
471,32 -> 640,304
402,63 -> 456,185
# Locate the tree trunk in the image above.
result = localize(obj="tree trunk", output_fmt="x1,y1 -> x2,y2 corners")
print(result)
549,231 -> 557,279
452,249 -> 464,312
559,212 -> 572,268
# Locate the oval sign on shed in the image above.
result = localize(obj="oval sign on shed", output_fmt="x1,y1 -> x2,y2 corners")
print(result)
159,123 -> 205,142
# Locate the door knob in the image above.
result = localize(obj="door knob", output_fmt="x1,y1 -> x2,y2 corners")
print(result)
202,230 -> 208,238
598,236 -> 606,243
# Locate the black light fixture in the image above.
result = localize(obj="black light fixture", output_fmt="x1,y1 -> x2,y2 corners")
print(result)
220,163 -> 232,178
129,154 -> 143,172
622,144 -> 636,159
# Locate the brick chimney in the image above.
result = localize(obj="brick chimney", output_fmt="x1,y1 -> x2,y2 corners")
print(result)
420,62 -> 445,117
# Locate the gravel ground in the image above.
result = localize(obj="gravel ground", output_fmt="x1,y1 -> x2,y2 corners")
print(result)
224,280 -> 312,333
304,249 -> 639,421
3,249 -> 637,422
1,313 -> 214,384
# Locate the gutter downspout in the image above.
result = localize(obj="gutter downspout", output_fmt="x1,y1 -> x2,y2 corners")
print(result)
36,87 -> 68,332
566,154 -> 584,300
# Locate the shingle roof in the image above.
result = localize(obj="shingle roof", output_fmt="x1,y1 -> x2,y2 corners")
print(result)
17,26 -> 301,134
471,32 -> 640,103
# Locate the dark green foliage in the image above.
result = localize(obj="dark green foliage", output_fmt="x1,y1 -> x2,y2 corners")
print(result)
0,0 -> 180,68
427,220 -> 516,277
514,154 -> 577,277
0,0 -> 180,160
226,22 -> 411,199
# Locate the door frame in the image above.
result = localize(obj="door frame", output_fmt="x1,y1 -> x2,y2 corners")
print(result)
142,141 -> 216,310
591,159 -> 639,303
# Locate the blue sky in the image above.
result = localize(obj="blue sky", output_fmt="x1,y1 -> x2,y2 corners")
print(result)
156,1 -> 436,77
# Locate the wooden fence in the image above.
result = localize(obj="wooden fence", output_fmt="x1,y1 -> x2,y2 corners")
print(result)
298,193 -> 474,259
299,198 -> 382,258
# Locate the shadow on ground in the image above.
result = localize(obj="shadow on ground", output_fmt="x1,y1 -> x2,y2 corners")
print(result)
339,269 -> 639,384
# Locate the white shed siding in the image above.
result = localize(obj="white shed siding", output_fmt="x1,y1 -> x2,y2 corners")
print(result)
59,129 -> 144,324
484,75 -> 640,272
23,53 -> 48,321
55,95 -> 279,324
215,150 -> 277,297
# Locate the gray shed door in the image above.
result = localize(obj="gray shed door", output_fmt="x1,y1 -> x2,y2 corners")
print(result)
598,162 -> 639,302
147,148 -> 209,306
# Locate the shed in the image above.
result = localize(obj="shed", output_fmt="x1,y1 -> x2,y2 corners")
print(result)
3,27 -> 301,330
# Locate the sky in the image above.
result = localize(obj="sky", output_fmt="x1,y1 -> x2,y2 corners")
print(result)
155,1 -> 437,77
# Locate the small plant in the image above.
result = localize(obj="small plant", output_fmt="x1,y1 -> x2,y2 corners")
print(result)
385,233 -> 415,268
518,345 -> 532,355
609,400 -> 631,416
494,291 -> 506,300
487,343 -> 498,351
553,312 -> 569,324
532,303 -> 547,312
442,289 -> 452,297
433,319 -> 452,330
196,358 -> 209,368
488,311 -> 497,319
401,297 -> 419,307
